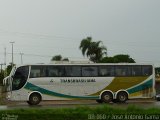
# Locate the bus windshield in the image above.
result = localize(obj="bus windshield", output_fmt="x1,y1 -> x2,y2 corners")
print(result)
12,66 -> 29,91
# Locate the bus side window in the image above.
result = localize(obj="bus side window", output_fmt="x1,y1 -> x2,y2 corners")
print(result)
65,66 -> 81,77
30,66 -> 46,78
142,66 -> 152,76
30,69 -> 41,78
48,66 -> 64,77
115,66 -> 131,77
82,66 -> 98,77
30,73 -> 34,78
99,66 -> 114,76
48,69 -> 57,77
132,66 -> 141,76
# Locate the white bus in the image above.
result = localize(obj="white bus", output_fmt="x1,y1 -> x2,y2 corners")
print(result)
3,63 -> 155,105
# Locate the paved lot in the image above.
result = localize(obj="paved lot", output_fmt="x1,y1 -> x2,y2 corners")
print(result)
0,99 -> 159,110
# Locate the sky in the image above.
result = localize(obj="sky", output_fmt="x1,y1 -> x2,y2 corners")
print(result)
0,0 -> 160,67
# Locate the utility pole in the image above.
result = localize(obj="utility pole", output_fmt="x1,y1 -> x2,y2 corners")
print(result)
20,52 -> 24,64
4,47 -> 7,77
10,42 -> 15,68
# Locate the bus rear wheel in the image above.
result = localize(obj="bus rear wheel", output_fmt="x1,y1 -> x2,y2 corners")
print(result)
29,93 -> 41,105
117,92 -> 128,103
96,99 -> 103,103
101,92 -> 113,103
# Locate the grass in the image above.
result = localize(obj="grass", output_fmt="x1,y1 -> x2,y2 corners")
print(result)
0,105 -> 160,120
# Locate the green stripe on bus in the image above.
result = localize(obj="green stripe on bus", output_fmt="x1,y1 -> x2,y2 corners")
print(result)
24,82 -> 99,99
127,79 -> 153,94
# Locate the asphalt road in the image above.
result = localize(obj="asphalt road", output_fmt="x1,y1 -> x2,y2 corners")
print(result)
0,99 -> 159,110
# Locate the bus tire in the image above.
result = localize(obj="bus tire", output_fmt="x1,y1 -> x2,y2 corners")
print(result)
27,101 -> 32,105
29,93 -> 41,105
117,92 -> 128,103
101,92 -> 113,103
96,99 -> 103,103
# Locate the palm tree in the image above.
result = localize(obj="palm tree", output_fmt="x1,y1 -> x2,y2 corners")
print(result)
79,37 -> 92,56
79,37 -> 107,63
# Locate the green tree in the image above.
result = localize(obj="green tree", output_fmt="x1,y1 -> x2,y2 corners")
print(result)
155,67 -> 160,78
0,71 -> 4,85
6,63 -> 13,76
51,55 -> 62,61
79,37 -> 107,63
51,55 -> 69,61
100,57 -> 116,63
0,63 -> 13,85
101,54 -> 135,63
62,58 -> 69,61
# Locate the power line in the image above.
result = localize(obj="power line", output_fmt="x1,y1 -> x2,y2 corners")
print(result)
24,53 -> 52,58
0,52 -> 89,60
1,29 -> 160,49
15,44 -> 79,50
0,29 -> 81,41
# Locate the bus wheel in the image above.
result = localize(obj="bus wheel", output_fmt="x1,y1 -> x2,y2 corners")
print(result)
29,93 -> 41,105
27,101 -> 32,105
96,99 -> 103,103
101,92 -> 113,103
117,92 -> 128,103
